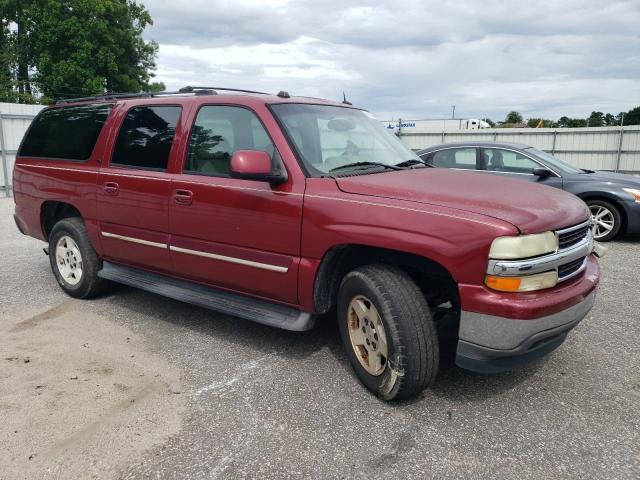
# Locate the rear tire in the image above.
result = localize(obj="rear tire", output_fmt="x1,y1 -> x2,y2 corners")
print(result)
49,217 -> 107,298
337,264 -> 439,401
586,199 -> 622,242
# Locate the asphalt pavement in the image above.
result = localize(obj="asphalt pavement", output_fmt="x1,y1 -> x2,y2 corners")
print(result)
1,196 -> 638,479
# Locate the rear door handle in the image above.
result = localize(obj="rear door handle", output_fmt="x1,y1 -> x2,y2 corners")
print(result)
174,189 -> 193,205
103,182 -> 119,195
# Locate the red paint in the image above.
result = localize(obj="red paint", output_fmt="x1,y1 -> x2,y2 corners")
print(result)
13,93 -> 598,321
230,150 -> 272,177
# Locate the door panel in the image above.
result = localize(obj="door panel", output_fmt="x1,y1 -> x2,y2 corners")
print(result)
169,105 -> 303,304
170,177 -> 302,303
97,105 -> 182,272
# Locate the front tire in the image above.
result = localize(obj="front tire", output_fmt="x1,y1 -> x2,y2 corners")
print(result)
49,217 -> 107,298
337,265 -> 439,401
587,199 -> 622,242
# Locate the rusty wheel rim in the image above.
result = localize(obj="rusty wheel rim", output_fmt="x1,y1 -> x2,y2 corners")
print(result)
347,295 -> 388,376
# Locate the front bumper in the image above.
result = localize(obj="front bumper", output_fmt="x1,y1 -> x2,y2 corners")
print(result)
621,199 -> 640,234
455,254 -> 599,374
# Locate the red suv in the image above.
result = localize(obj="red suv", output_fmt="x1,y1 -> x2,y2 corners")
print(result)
13,87 -> 601,400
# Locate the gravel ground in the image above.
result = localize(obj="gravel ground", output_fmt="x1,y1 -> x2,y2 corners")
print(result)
1,196 -> 639,479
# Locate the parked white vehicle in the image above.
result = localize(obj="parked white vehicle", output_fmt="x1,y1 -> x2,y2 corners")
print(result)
383,118 -> 490,133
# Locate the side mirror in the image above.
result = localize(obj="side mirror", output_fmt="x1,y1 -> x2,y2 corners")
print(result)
533,167 -> 552,178
230,150 -> 286,184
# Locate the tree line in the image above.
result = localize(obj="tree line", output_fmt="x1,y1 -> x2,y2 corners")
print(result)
483,107 -> 640,128
0,0 -> 163,104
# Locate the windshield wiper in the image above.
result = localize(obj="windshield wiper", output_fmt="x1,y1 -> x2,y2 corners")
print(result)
580,168 -> 596,174
329,161 -> 404,173
395,158 -> 430,168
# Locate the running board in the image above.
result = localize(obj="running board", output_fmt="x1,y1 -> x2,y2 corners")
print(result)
98,262 -> 315,331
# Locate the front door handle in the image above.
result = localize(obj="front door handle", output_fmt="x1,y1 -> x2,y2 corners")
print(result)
174,189 -> 193,205
103,182 -> 119,195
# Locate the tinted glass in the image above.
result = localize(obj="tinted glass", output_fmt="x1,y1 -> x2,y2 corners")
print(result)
111,106 -> 181,170
271,104 -> 420,175
185,106 -> 275,176
483,148 -> 539,174
429,148 -> 477,169
19,104 -> 112,160
526,148 -> 582,174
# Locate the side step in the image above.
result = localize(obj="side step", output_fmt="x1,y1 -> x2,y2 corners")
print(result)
98,262 -> 315,331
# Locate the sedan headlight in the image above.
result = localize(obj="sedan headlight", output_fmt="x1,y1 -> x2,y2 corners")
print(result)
623,188 -> 640,203
488,231 -> 558,260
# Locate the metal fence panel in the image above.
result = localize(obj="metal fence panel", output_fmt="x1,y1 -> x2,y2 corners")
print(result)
398,126 -> 640,173
0,103 -> 44,195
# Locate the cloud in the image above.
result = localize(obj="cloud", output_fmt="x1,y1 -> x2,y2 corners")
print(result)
142,0 -> 640,120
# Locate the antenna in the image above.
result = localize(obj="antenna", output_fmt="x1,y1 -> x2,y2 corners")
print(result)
342,92 -> 352,105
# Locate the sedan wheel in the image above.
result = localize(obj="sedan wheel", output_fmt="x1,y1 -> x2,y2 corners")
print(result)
587,199 -> 622,242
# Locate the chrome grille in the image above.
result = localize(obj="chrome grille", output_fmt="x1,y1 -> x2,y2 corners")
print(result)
557,222 -> 591,250
558,257 -> 586,280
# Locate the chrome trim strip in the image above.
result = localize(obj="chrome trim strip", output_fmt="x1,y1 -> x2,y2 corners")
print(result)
487,230 -> 593,280
169,246 -> 289,273
101,231 -> 167,249
556,219 -> 592,236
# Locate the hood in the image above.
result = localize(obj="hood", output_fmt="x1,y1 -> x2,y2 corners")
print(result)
335,169 -> 589,234
569,170 -> 640,188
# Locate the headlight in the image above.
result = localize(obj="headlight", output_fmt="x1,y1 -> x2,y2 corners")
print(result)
485,271 -> 558,293
488,231 -> 558,260
623,188 -> 640,202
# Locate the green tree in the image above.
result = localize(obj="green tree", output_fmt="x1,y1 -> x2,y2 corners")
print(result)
587,111 -> 605,127
505,111 -> 523,124
526,118 -> 554,128
604,113 -> 618,126
0,16 -> 14,102
621,106 -> 640,126
30,0 -> 160,99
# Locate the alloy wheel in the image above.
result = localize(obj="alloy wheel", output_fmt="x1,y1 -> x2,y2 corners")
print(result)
55,235 -> 83,286
589,205 -> 615,240
347,295 -> 389,376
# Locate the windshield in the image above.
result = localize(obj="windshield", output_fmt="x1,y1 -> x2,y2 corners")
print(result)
271,103 -> 421,175
526,147 -> 584,174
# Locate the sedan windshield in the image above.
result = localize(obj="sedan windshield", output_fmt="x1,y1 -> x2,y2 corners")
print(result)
526,147 -> 584,174
271,103 -> 422,175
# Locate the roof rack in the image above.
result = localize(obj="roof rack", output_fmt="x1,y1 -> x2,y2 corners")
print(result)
55,85 -> 273,105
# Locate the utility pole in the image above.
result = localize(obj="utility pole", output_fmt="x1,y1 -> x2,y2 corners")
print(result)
451,105 -> 455,119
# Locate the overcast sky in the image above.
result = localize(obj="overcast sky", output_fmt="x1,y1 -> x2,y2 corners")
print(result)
142,0 -> 640,122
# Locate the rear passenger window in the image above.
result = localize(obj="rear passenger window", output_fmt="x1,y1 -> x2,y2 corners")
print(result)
111,106 -> 181,170
19,104 -> 112,161
185,106 -> 275,176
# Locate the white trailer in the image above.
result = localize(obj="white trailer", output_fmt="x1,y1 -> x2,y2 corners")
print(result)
383,118 -> 490,133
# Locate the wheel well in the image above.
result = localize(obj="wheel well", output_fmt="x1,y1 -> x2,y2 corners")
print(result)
579,195 -> 627,232
313,245 -> 460,333
41,201 -> 82,240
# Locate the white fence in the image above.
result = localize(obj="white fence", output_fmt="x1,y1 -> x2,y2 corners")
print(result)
398,125 -> 640,173
0,103 -> 45,196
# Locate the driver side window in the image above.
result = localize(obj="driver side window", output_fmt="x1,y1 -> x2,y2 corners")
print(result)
184,106 -> 275,177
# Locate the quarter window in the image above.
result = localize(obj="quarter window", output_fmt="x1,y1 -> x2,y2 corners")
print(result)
185,106 -> 275,176
111,106 -> 181,170
19,104 -> 112,161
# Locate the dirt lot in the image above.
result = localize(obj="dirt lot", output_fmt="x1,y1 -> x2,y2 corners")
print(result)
1,196 -> 639,479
